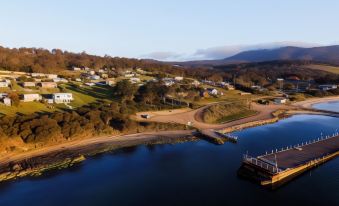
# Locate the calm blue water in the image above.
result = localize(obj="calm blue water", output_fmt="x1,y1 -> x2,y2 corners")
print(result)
0,103 -> 338,206
313,101 -> 339,112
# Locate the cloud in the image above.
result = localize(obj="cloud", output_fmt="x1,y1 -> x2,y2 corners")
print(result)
141,51 -> 183,61
193,41 -> 321,60
142,41 -> 322,61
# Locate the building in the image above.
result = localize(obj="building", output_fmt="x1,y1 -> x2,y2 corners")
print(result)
39,82 -> 57,88
21,94 -> 42,102
0,93 -> 8,98
31,73 -> 45,77
53,78 -> 68,83
207,88 -> 218,95
130,77 -> 140,84
3,97 -> 11,106
0,81 -> 9,87
53,93 -> 73,104
72,66 -> 82,71
90,75 -> 100,80
319,85 -> 338,91
22,82 -> 36,87
105,79 -> 115,86
174,76 -> 184,81
46,74 -> 58,79
274,98 -> 287,104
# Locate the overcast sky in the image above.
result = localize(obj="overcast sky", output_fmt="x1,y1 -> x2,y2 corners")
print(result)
1,0 -> 339,61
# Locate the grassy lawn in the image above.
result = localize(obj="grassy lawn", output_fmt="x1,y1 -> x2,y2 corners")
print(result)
215,109 -> 257,123
0,102 -> 57,117
201,102 -> 257,124
59,83 -> 114,107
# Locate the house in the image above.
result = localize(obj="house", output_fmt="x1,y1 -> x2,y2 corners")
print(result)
191,80 -> 200,87
174,76 -> 184,81
130,77 -> 140,84
53,78 -> 68,83
88,70 -> 95,75
39,82 -> 58,88
274,98 -> 287,104
124,73 -> 135,78
90,75 -> 100,80
207,88 -> 218,96
0,93 -> 8,98
105,79 -> 115,86
3,97 -> 11,106
31,73 -> 45,78
53,93 -> 73,104
21,94 -> 42,102
46,74 -> 58,79
0,81 -> 9,87
85,82 -> 95,86
75,78 -> 82,82
319,85 -> 338,91
100,73 -> 108,78
72,66 -> 82,71
22,82 -> 36,87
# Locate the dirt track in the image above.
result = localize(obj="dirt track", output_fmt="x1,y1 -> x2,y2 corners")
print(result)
135,103 -> 291,129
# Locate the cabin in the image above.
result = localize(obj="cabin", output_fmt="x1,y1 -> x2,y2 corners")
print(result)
53,93 -> 73,104
274,98 -> 287,104
22,82 -> 36,87
3,97 -> 11,106
72,66 -> 82,71
21,94 -> 42,102
174,76 -> 184,81
207,88 -> 218,96
319,84 -> 338,91
46,74 -> 58,79
39,82 -> 57,88
0,81 -> 9,87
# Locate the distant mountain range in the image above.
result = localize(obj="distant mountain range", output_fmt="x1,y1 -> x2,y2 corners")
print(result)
173,45 -> 339,67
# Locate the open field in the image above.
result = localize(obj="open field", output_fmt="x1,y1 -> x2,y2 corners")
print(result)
305,64 -> 339,74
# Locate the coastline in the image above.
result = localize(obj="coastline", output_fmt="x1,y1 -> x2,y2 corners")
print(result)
1,96 -> 338,183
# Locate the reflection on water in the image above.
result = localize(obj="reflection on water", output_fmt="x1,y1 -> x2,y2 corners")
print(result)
0,115 -> 338,206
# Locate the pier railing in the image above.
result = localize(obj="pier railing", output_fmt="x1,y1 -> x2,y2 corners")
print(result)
243,154 -> 282,174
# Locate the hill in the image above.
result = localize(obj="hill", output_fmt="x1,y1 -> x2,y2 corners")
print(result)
224,45 -> 339,64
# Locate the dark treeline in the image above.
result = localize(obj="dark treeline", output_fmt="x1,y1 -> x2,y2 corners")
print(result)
0,100 -> 185,145
0,80 -> 186,145
185,60 -> 339,87
0,46 -> 185,75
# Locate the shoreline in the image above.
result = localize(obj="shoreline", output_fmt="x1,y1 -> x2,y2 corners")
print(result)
0,96 -> 338,183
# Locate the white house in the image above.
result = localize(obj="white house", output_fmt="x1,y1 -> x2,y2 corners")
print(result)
22,82 -> 36,87
0,81 -> 9,87
319,85 -> 338,91
174,76 -> 184,81
130,77 -> 140,84
46,74 -> 58,79
3,97 -> 11,106
0,93 -> 8,98
207,88 -> 218,95
39,82 -> 58,88
31,73 -> 45,77
90,75 -> 100,80
72,66 -> 82,71
274,98 -> 287,104
53,93 -> 73,104
53,78 -> 68,83
21,94 -> 42,102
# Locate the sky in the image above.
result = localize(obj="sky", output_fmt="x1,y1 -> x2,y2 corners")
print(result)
1,0 -> 339,61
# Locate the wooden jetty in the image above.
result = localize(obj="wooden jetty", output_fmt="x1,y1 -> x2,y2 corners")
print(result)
238,133 -> 339,188
198,129 -> 238,145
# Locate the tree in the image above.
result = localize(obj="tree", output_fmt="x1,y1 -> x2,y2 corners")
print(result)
8,92 -> 20,107
114,80 -> 138,102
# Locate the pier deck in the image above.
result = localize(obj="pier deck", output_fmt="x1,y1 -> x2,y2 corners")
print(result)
239,134 -> 339,188
261,135 -> 339,169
